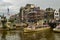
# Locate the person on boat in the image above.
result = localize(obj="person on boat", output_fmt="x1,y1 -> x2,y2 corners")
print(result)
43,21 -> 49,27
56,23 -> 60,29
31,23 -> 36,30
48,19 -> 56,28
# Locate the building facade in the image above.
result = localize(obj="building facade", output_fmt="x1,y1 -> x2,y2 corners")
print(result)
54,10 -> 60,20
19,4 -> 45,23
45,8 -> 54,20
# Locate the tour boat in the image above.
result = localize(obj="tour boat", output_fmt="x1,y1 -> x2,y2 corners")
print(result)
53,28 -> 60,32
24,25 -> 50,33
53,24 -> 60,32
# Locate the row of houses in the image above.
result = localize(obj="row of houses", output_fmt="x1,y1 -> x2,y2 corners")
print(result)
10,4 -> 60,23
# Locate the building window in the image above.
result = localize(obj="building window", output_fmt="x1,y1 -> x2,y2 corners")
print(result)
55,13 -> 58,15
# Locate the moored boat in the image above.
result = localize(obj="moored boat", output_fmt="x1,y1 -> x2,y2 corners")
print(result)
53,24 -> 60,33
53,28 -> 60,32
24,26 -> 50,33
24,22 -> 51,33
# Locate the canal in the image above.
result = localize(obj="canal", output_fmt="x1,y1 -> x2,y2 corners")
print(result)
0,29 -> 60,40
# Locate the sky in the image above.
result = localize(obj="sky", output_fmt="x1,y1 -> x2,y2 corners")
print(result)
0,0 -> 60,17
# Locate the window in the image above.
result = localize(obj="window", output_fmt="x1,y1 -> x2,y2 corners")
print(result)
55,13 -> 58,15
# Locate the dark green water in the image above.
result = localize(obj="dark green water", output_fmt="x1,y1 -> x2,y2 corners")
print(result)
0,29 -> 60,40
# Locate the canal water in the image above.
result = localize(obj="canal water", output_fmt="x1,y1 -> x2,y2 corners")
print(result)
0,29 -> 60,40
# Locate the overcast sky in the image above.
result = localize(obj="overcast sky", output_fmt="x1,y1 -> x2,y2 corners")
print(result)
0,0 -> 60,16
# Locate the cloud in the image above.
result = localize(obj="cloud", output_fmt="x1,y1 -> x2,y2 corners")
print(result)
0,0 -> 12,15
2,0 -> 60,14
3,0 -> 26,6
3,0 -> 60,9
0,0 -> 59,18
0,2 -> 12,7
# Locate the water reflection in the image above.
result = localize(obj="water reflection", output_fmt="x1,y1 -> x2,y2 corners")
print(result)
23,30 -> 55,40
0,29 -> 60,40
54,33 -> 60,40
0,30 -> 20,40
1,31 -> 7,40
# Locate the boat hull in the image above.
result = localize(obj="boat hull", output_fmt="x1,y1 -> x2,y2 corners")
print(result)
53,28 -> 60,33
24,27 -> 50,33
